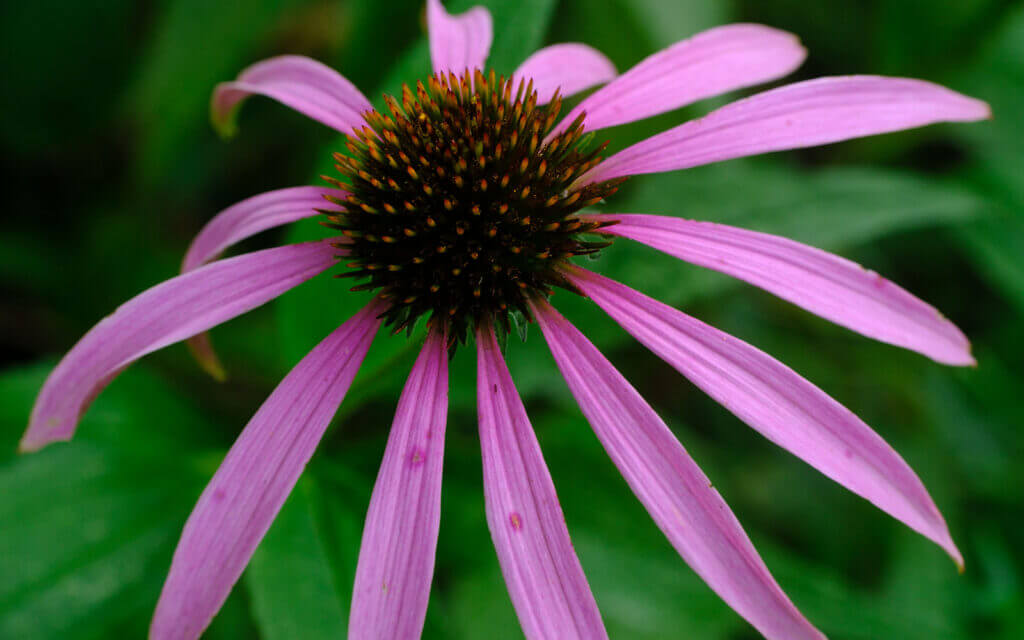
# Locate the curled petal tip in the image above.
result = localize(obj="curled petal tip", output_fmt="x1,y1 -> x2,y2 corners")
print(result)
186,335 -> 228,382
794,39 -> 808,62
968,97 -> 993,121
199,356 -> 228,382
21,408 -> 77,453
18,428 -> 64,454
945,537 -> 965,573
928,520 -> 963,569
210,84 -> 240,139
927,85 -> 990,122
209,57 -> 372,136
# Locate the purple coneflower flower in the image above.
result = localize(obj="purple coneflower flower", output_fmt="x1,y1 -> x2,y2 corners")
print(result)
21,1 -> 990,638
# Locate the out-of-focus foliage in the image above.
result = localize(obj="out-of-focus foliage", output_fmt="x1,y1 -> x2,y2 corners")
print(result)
1,0 -> 1021,638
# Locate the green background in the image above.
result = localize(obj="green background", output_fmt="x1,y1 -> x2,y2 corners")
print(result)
2,0 -> 1022,638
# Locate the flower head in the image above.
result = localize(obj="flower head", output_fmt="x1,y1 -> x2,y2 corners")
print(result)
328,69 -> 621,340
21,1 -> 990,639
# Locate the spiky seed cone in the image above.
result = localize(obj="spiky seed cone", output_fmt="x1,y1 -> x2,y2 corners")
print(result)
325,69 -> 623,344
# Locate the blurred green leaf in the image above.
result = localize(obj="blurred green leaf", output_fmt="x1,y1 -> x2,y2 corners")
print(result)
0,361 -> 224,461
334,0 -> 425,91
551,0 -> 657,71
924,351 -> 1024,499
955,3 -> 1024,206
618,0 -> 727,48
0,444 -> 190,639
0,362 -> 213,639
952,6 -> 1024,313
245,478 -> 353,639
130,0 -> 309,181
875,0 -> 1007,75
486,0 -> 559,74
959,219 -> 1024,315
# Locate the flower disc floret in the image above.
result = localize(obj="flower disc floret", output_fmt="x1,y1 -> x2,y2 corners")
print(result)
326,69 -> 623,340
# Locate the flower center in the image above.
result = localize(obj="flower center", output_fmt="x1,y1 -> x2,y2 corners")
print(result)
325,69 -> 622,342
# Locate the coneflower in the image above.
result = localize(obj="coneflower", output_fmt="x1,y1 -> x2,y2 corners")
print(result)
20,1 -> 989,638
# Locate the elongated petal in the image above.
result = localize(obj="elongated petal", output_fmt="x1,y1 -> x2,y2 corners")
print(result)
181,186 -> 346,379
532,300 -> 823,640
150,299 -> 384,640
211,55 -> 372,137
512,43 -> 616,105
182,187 -> 344,271
567,267 -> 963,567
583,76 -> 991,183
476,324 -> 607,639
555,24 -> 805,135
590,214 -> 973,365
20,241 -> 342,453
349,327 -> 449,639
427,0 -> 492,75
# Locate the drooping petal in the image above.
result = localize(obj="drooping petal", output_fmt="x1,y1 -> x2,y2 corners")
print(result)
211,55 -> 373,137
150,299 -> 385,640
552,24 -> 805,136
181,186 -> 347,379
349,327 -> 449,639
427,0 -> 493,75
476,323 -> 608,639
184,332 -> 228,383
566,267 -> 963,567
182,187 -> 345,271
20,241 -> 342,453
582,76 -> 991,183
589,214 -> 973,366
532,300 -> 823,640
512,43 -> 616,105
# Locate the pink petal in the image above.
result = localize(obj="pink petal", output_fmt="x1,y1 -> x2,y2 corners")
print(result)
589,214 -> 973,366
427,0 -> 493,75
512,43 -> 616,105
566,267 -> 963,568
349,327 -> 449,639
182,187 -> 344,271
476,323 -> 608,639
20,241 -> 342,453
150,299 -> 385,640
583,76 -> 992,183
180,186 -> 346,379
211,55 -> 373,137
553,24 -> 806,136
532,300 -> 824,640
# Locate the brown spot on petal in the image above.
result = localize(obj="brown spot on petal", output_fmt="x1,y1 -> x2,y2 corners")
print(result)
509,512 -> 523,531
409,447 -> 426,468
